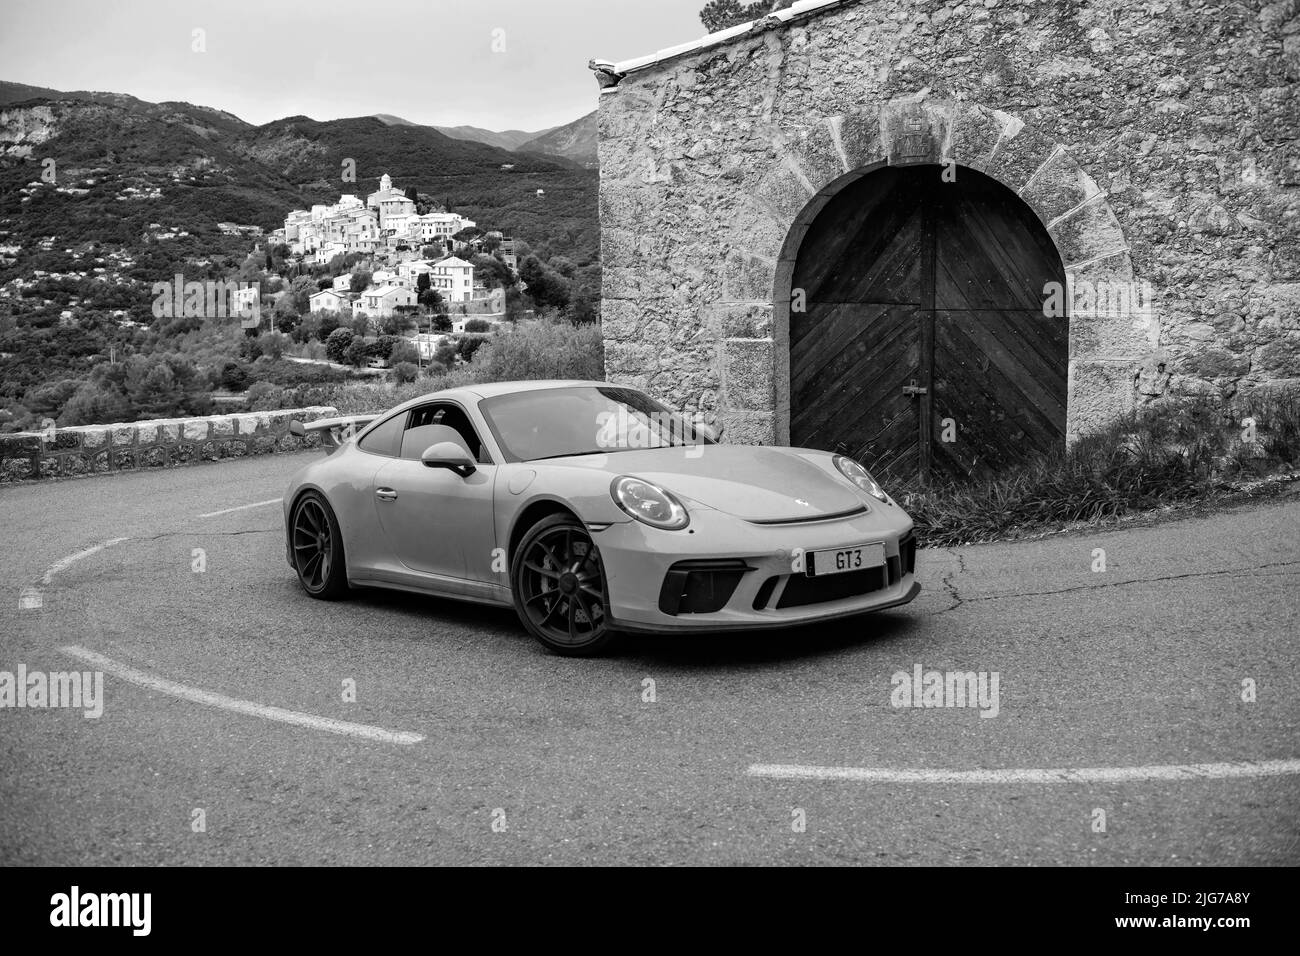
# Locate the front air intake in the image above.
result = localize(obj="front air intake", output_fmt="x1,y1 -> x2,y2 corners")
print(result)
658,559 -> 754,615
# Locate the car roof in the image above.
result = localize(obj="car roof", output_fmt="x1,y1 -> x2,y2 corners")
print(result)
462,379 -> 611,399
379,380 -> 626,416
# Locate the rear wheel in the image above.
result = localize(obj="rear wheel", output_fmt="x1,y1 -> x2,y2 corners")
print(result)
291,492 -> 349,599
511,514 -> 617,656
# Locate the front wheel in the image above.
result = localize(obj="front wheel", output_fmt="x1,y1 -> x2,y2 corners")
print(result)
511,514 -> 617,656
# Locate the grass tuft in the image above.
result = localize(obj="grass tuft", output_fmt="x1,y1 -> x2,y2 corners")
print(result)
897,389 -> 1300,548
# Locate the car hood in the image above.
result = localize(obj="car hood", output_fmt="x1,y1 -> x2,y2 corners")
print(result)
552,446 -> 867,521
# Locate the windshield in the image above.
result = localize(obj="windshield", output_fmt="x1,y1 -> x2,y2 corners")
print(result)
480,386 -> 715,462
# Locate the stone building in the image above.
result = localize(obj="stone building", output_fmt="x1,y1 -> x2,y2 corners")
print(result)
591,0 -> 1298,480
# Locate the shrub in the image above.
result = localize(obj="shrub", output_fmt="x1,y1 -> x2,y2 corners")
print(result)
899,388 -> 1300,547
456,335 -> 488,364
390,362 -> 419,384
245,381 -> 285,410
471,318 -> 604,382
325,327 -> 354,364
464,318 -> 491,333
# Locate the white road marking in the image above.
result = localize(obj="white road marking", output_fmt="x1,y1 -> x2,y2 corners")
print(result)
61,646 -> 425,746
39,537 -> 130,586
197,498 -> 282,518
747,760 -> 1300,784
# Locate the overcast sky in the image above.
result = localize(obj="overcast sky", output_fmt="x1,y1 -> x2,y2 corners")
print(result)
0,0 -> 712,132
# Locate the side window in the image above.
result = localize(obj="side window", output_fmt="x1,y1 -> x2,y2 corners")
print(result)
400,403 -> 489,463
357,412 -> 406,458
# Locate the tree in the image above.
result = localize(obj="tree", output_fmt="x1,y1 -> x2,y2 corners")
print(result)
430,314 -> 453,333
699,0 -> 789,32
57,382 -> 130,427
421,244 -> 444,259
456,336 -> 487,363
569,287 -> 597,325
389,341 -> 420,365
273,294 -> 300,332
316,313 -> 341,341
220,362 -> 250,392
259,333 -> 287,360
343,338 -> 369,367
464,318 -> 491,333
405,186 -> 419,204
471,254 -> 513,290
350,270 -> 372,294
416,272 -> 431,294
288,275 -> 317,312
372,335 -> 403,360
325,327 -> 354,364
418,286 -> 445,313
24,378 -> 82,417
519,255 -> 571,311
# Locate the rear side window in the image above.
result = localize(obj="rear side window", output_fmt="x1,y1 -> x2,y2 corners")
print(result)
357,412 -> 406,457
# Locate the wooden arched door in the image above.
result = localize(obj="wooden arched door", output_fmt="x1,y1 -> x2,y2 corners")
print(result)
789,164 -> 1068,484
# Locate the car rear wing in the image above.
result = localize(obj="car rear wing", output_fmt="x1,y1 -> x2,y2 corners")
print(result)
288,415 -> 378,453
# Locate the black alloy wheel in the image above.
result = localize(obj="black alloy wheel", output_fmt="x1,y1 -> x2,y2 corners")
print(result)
512,514 -> 616,656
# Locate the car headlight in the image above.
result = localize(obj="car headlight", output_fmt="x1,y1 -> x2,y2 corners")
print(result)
611,476 -> 690,530
833,455 -> 890,503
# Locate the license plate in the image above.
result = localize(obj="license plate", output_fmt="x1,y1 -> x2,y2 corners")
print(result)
806,542 -> 886,577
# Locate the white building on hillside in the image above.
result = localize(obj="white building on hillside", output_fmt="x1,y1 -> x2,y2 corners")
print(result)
310,289 -> 352,313
417,212 -> 476,243
428,256 -> 475,303
355,285 -> 416,319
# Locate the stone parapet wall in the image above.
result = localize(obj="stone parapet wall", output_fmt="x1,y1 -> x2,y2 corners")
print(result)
0,407 -> 339,482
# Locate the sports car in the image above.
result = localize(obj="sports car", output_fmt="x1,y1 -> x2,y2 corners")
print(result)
284,381 -> 919,655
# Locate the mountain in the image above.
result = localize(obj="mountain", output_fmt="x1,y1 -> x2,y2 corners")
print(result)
516,112 -> 597,168
0,80 -> 67,105
374,114 -> 557,151
0,85 -> 598,268
433,124 -> 555,152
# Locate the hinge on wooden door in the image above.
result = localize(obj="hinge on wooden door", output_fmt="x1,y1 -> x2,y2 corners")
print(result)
902,380 -> 928,397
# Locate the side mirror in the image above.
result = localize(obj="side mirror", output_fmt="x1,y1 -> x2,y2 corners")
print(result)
421,441 -> 476,477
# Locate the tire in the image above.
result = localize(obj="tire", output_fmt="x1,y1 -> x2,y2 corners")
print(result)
290,491 -> 349,600
511,513 -> 617,656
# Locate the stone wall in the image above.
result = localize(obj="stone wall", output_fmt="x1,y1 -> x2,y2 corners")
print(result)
596,0 -> 1300,444
0,407 -> 338,482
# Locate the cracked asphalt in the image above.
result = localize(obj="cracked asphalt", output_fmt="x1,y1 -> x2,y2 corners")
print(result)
1,452 -> 1298,865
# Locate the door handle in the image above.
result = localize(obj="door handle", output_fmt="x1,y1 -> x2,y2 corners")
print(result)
376,487 -> 398,501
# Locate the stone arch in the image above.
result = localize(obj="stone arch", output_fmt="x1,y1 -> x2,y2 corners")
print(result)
718,96 -> 1149,446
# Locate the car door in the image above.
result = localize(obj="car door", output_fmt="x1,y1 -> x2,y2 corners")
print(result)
372,400 -> 498,582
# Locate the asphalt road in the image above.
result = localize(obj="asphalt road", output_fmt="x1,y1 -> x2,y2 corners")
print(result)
1,452 -> 1298,865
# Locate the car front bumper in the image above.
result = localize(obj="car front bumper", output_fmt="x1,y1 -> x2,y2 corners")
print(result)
592,504 -> 919,633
